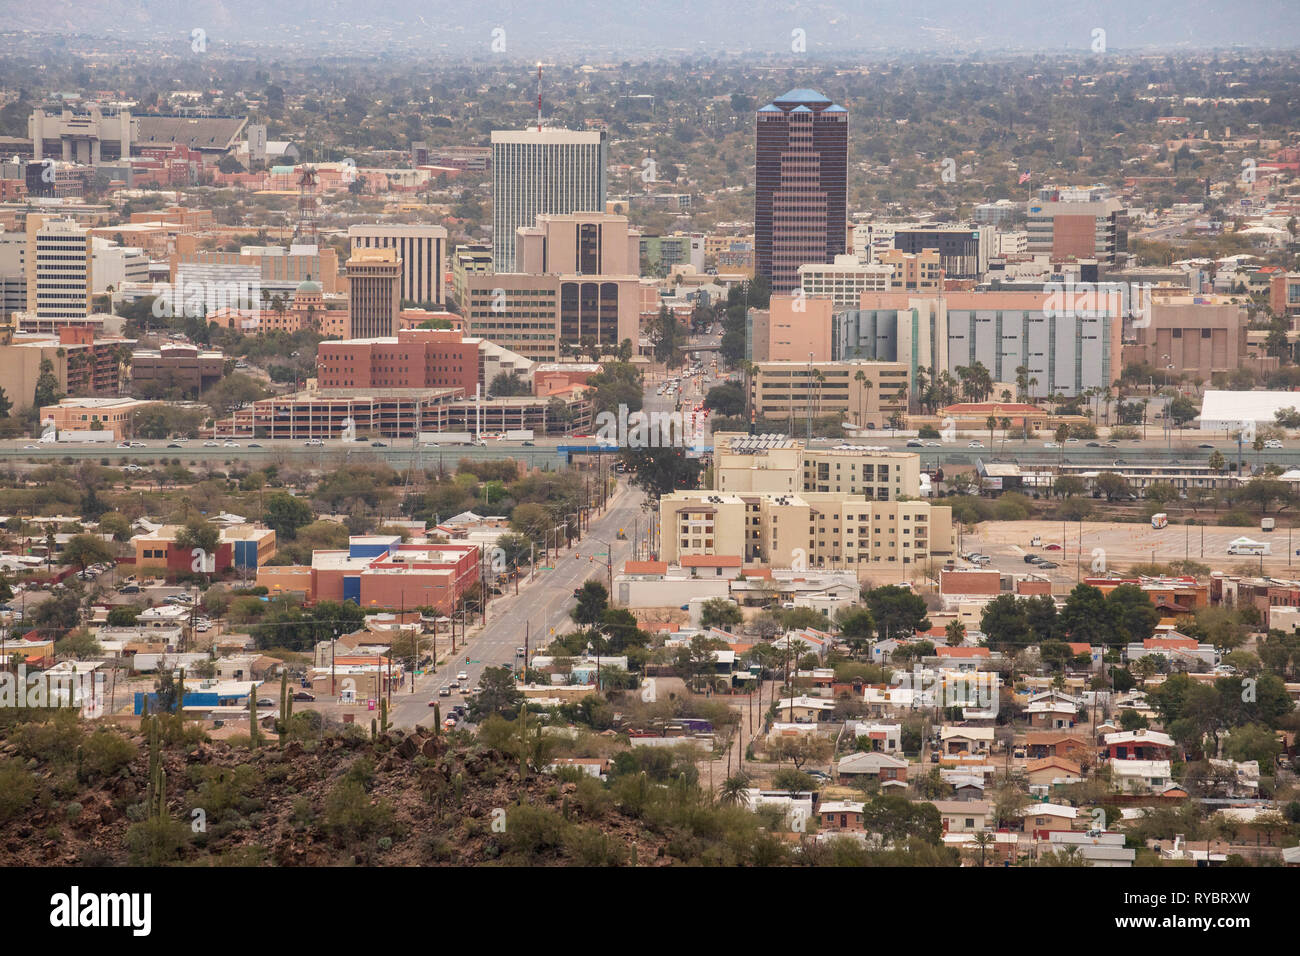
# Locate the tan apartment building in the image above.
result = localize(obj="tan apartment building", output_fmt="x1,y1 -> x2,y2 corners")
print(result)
711,432 -> 922,500
346,248 -> 401,339
658,490 -> 955,569
749,359 -> 908,428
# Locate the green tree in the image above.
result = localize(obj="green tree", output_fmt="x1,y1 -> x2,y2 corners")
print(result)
700,598 -> 743,630
61,533 -> 114,572
865,585 -> 930,641
979,593 -> 1030,651
467,665 -> 524,721
263,492 -> 313,539
1059,584 -> 1114,646
34,358 -> 62,409
571,580 -> 609,627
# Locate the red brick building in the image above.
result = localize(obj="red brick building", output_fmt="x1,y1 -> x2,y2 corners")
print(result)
316,328 -> 478,394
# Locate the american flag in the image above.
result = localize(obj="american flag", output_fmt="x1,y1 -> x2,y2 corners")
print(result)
1018,170 -> 1031,185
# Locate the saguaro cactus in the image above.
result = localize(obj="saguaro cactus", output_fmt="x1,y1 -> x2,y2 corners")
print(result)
248,692 -> 259,750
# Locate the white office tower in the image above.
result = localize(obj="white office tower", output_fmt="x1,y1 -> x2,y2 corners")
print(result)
491,128 -> 607,272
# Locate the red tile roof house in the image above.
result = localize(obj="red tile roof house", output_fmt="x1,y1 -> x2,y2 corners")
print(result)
934,646 -> 991,661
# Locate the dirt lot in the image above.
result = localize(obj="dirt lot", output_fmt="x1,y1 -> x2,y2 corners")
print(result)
962,518 -> 1300,594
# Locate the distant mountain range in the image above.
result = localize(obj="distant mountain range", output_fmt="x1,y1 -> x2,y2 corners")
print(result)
6,0 -> 1297,56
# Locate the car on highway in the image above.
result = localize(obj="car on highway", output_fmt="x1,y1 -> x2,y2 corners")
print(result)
448,680 -> 460,690
129,441 -> 146,448
371,440 -> 388,447
166,442 -> 182,448
438,685 -> 451,696
923,440 -> 942,447
906,439 -> 924,447
457,671 -> 469,681
968,440 -> 984,448
443,716 -> 458,730
248,443 -> 263,448
293,691 -> 316,702
1266,439 -> 1284,449
1086,441 -> 1100,447
1198,443 -> 1215,449
304,438 -> 324,447
203,440 -> 219,447
117,441 -> 131,449
223,441 -> 240,448
1043,441 -> 1060,449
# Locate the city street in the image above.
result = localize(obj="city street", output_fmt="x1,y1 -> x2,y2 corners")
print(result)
386,480 -> 649,731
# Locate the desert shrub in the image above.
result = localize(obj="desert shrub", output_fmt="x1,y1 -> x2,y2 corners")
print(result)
81,728 -> 135,778
0,761 -> 39,823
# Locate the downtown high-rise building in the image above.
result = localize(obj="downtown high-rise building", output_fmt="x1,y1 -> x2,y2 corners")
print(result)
348,223 -> 447,307
755,89 -> 848,294
491,128 -> 607,272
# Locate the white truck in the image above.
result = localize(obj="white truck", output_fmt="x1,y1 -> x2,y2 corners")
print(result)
1227,537 -> 1270,556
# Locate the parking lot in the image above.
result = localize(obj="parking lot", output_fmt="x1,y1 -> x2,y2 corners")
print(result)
961,518 -> 1300,591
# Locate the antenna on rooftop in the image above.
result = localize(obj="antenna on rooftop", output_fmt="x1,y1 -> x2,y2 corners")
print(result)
537,62 -> 543,132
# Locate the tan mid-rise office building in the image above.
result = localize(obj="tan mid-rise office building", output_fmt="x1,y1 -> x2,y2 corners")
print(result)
659,490 -> 955,569
346,248 -> 401,339
749,359 -> 908,428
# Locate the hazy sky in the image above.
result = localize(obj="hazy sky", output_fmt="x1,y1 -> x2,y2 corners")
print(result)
8,0 -> 1299,55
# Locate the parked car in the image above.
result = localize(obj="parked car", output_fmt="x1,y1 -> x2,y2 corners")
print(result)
293,691 -> 316,702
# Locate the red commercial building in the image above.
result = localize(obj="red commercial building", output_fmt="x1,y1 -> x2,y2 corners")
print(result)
316,328 -> 479,394
260,535 -> 481,616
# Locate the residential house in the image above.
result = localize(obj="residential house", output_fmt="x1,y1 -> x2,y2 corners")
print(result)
1104,729 -> 1176,761
1026,756 -> 1083,787
1024,732 -> 1091,761
931,799 -> 993,833
774,695 -> 835,723
836,751 -> 909,785
1111,759 -> 1173,793
940,725 -> 995,755
1019,802 -> 1079,837
819,800 -> 866,832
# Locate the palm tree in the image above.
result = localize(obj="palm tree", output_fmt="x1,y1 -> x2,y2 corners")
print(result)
718,772 -> 752,807
854,369 -> 868,425
862,377 -> 874,427
971,829 -> 995,867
